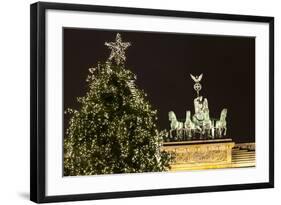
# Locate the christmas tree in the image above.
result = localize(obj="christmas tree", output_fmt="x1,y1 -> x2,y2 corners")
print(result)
64,33 -> 173,176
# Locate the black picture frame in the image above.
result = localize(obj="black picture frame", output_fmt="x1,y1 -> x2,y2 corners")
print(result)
30,2 -> 274,203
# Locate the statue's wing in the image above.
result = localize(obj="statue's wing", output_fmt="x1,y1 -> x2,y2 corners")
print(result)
198,73 -> 203,81
190,74 -> 196,82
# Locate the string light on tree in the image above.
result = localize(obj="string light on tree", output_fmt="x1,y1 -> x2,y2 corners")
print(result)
64,33 -> 173,176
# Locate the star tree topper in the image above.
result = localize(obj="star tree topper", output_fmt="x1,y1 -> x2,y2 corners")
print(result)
105,33 -> 131,65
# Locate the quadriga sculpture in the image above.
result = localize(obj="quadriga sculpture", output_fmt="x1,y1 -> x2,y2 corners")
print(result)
167,73 -> 228,141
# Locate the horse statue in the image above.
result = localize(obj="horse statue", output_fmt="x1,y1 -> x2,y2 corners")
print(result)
184,111 -> 196,138
200,98 -> 213,137
215,108 -> 227,137
168,111 -> 184,138
202,108 -> 214,138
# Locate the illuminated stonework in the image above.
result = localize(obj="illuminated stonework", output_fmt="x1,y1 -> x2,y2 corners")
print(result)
162,139 -> 234,171
162,141 -> 255,171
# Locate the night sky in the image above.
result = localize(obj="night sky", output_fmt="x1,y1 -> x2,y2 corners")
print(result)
63,28 -> 255,143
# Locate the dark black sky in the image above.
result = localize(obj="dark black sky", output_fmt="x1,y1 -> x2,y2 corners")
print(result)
63,28 -> 255,143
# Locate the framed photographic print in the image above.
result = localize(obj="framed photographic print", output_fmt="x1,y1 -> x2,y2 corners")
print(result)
30,2 -> 274,203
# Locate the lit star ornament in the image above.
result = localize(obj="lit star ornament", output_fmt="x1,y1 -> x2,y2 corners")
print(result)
105,33 -> 131,65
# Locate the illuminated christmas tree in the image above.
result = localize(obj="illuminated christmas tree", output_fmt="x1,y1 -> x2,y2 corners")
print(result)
64,33 -> 172,176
